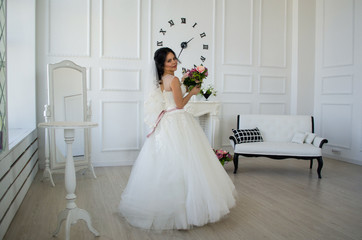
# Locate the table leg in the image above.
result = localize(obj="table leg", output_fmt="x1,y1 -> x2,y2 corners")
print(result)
53,128 -> 99,239
89,162 -> 97,179
64,129 -> 76,207
53,209 -> 68,237
42,165 -> 55,187
42,127 -> 55,186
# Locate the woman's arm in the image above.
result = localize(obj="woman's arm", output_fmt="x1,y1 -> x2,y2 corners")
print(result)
170,77 -> 200,109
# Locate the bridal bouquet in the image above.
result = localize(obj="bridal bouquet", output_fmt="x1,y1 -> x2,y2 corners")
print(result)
213,149 -> 232,166
183,65 -> 208,91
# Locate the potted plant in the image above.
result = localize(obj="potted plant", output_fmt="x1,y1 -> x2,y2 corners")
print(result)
200,84 -> 217,100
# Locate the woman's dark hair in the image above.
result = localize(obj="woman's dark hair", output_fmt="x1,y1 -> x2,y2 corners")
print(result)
154,47 -> 177,81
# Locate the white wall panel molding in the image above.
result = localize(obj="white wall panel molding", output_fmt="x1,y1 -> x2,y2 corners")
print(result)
47,0 -> 91,57
321,74 -> 353,95
221,102 -> 252,147
100,68 -> 141,91
360,122 -> 362,152
222,73 -> 252,93
211,0 -> 217,83
100,101 -> 140,151
322,0 -> 354,68
100,0 -> 141,59
86,68 -> 91,91
259,102 -> 286,114
147,0 -> 153,60
321,103 -> 352,149
315,0 -> 362,163
222,0 -> 253,66
258,0 -> 287,68
222,101 -> 253,114
360,121 -> 362,152
259,75 -> 286,95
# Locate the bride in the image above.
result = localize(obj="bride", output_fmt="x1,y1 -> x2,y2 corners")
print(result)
119,47 -> 236,230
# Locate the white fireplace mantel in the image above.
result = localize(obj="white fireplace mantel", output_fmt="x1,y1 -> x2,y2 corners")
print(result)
185,101 -> 221,149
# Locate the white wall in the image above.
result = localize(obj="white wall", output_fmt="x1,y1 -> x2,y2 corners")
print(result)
218,0 -> 293,150
35,0 -> 361,166
292,0 -> 316,115
7,0 -> 36,131
1,1 -> 37,236
314,0 -> 362,165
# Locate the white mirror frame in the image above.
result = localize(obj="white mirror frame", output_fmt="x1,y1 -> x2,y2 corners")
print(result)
43,60 -> 96,186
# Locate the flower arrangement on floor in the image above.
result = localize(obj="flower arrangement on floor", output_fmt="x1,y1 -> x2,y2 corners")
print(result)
200,84 -> 217,100
213,149 -> 232,166
183,65 -> 208,91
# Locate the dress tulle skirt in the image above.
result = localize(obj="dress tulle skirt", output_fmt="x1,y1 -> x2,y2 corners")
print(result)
119,109 -> 236,230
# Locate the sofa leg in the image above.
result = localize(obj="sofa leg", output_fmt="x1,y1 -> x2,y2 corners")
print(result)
316,157 -> 323,179
233,154 -> 239,174
310,159 -> 313,169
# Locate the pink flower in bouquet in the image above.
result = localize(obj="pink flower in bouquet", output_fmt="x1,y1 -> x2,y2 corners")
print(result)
213,149 -> 233,166
183,65 -> 208,91
196,65 -> 205,73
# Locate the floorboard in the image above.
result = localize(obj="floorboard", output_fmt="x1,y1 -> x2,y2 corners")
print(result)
3,157 -> 362,240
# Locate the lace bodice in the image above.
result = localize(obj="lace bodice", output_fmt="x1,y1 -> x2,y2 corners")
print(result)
162,74 -> 186,109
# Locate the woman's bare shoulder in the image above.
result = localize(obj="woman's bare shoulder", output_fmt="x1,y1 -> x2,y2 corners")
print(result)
163,74 -> 178,80
170,76 -> 181,87
171,75 -> 180,82
163,75 -> 180,85
162,74 -> 179,91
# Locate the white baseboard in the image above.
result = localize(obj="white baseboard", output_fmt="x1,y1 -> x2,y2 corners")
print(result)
324,154 -> 362,166
92,160 -> 135,167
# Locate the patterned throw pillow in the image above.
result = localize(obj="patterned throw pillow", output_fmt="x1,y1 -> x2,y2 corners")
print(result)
232,127 -> 264,144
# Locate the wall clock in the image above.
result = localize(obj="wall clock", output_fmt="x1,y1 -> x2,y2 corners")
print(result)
156,17 -> 210,75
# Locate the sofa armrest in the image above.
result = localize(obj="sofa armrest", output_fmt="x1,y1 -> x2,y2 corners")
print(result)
313,136 -> 328,148
229,136 -> 237,149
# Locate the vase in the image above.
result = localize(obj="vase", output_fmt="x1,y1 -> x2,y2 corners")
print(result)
203,93 -> 211,101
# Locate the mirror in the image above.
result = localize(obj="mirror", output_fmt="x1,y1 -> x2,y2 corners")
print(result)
46,60 -> 90,170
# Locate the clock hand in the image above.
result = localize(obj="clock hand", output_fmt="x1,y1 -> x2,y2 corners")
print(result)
178,37 -> 194,59
177,47 -> 184,59
180,37 -> 194,49
186,37 -> 194,44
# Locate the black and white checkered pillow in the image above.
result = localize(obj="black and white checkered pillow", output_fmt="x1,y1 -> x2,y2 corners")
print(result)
232,127 -> 263,144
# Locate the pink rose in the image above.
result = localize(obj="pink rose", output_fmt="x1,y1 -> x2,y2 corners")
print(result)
196,65 -> 205,73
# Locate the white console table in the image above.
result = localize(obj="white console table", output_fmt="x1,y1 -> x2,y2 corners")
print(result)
38,121 -> 99,240
185,101 -> 221,148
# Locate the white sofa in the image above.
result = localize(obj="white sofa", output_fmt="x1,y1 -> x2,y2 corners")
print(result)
229,115 -> 328,178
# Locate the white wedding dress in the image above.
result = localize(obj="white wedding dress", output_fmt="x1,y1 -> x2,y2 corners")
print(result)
119,74 -> 236,230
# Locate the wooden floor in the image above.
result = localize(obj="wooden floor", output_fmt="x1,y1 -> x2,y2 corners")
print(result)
4,157 -> 362,240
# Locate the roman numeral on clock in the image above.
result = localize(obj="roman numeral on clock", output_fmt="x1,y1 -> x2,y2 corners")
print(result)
200,32 -> 206,38
157,41 -> 163,46
203,45 -> 209,50
168,20 -> 174,27
181,18 -> 186,24
200,56 -> 206,62
159,29 -> 166,35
